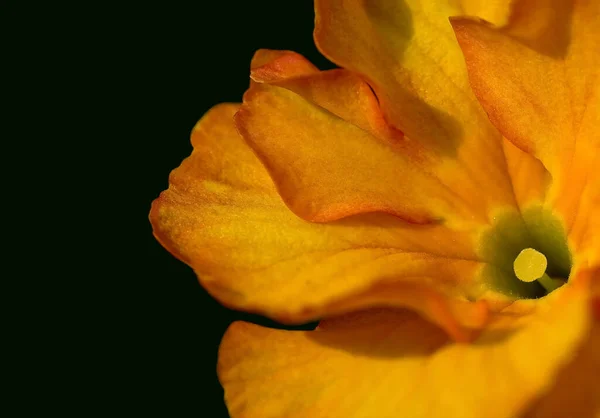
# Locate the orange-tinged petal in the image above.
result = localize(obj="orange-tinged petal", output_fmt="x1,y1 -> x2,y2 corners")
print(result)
314,0 -> 518,220
250,50 -> 399,141
250,49 -> 319,81
218,282 -> 592,418
236,79 -> 479,225
451,0 -> 599,232
150,103 -> 495,338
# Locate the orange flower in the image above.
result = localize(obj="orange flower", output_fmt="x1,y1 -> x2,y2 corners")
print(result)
149,0 -> 599,417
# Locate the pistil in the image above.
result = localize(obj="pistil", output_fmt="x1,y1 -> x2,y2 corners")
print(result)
513,248 -> 564,293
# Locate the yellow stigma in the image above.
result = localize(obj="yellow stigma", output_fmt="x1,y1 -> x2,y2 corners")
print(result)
514,248 -> 548,283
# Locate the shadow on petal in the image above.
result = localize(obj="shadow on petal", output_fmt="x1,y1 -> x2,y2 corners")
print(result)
308,308 -> 450,358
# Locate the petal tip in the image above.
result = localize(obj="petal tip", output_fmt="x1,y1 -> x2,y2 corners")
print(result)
249,49 -> 318,83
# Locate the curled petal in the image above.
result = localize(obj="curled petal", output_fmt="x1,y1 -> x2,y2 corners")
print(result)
250,50 -> 400,141
235,81 -> 476,224
219,283 -> 593,418
250,49 -> 319,81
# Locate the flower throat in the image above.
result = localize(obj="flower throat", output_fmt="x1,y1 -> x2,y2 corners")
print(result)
478,205 -> 572,299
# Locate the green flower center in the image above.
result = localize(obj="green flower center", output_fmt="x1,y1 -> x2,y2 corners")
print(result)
478,205 -> 572,299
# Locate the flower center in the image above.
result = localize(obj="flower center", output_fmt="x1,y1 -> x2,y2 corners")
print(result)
477,205 -> 572,299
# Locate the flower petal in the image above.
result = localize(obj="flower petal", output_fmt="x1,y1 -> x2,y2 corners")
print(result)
457,0 -> 512,26
451,0 -> 599,232
502,138 -> 550,211
521,324 -> 600,418
250,50 -> 398,141
570,173 -> 600,268
250,49 -> 319,81
521,268 -> 600,418
313,0 -> 493,142
218,282 -> 592,418
236,77 -> 479,225
313,0 -> 518,219
150,103 -> 491,338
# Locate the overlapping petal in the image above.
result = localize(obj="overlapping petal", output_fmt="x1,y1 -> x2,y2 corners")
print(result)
237,52 -> 484,225
218,281 -> 594,418
501,138 -> 550,212
150,103 -> 495,340
457,0 -> 512,26
314,0 -> 519,221
451,0 -> 599,261
250,50 -> 398,141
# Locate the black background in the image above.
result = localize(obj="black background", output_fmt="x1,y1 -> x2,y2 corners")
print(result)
127,2 -> 334,416
7,1 -> 336,415
3,1 -> 341,416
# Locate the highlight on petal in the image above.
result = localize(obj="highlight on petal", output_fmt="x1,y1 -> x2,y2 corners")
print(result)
218,283 -> 593,418
451,0 -> 599,235
150,102 -> 498,340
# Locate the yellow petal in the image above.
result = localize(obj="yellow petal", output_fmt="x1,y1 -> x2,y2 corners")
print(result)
521,324 -> 600,418
570,174 -> 600,269
314,0 -> 518,219
457,0 -> 513,26
313,0 -> 489,142
502,138 -> 550,211
451,0 -> 599,232
521,267 -> 600,418
218,282 -> 592,418
150,103 -> 492,338
236,79 -> 480,225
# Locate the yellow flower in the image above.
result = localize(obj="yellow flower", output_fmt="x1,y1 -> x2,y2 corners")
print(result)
150,0 -> 599,417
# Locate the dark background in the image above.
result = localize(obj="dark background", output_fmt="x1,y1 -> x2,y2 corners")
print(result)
128,2 -> 334,416
6,1 -> 338,416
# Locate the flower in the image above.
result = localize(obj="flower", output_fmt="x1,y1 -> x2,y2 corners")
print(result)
149,0 -> 599,417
